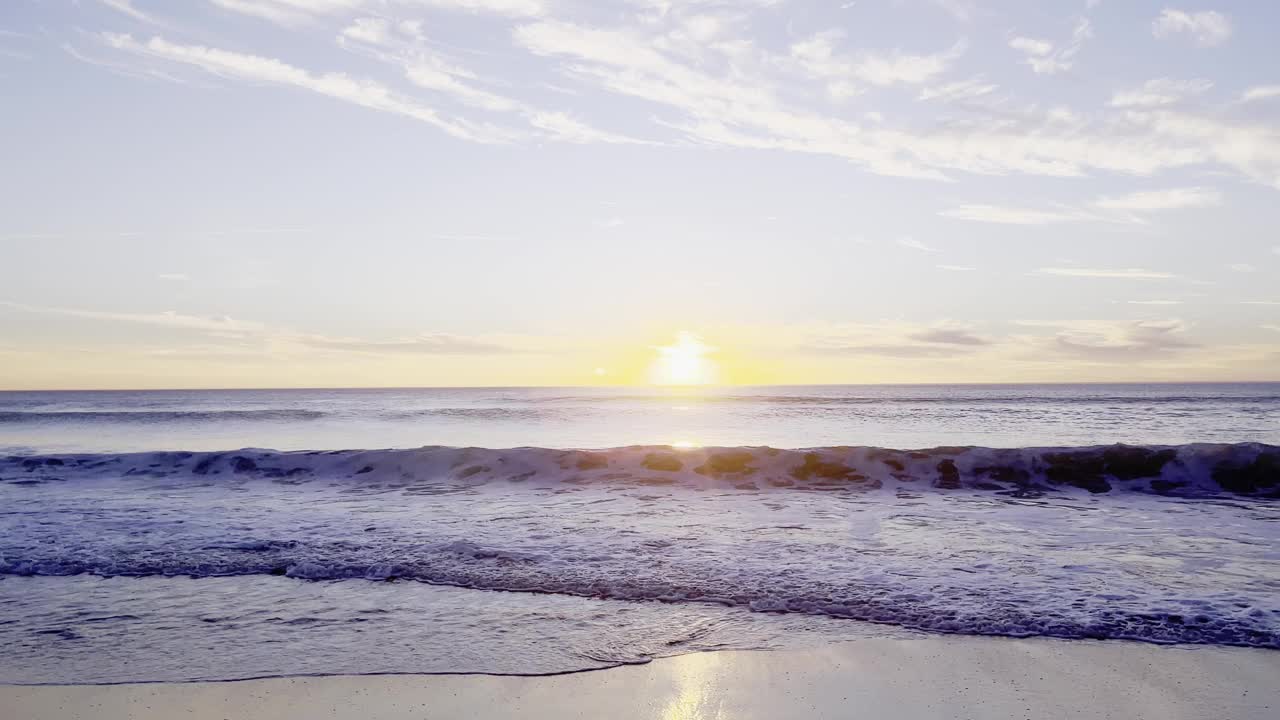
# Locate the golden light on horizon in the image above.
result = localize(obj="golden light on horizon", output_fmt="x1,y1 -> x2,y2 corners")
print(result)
650,331 -> 717,386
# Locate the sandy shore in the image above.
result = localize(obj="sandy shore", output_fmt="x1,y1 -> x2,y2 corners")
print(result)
4,635 -> 1277,719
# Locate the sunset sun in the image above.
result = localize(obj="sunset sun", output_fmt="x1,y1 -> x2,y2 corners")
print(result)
650,332 -> 716,386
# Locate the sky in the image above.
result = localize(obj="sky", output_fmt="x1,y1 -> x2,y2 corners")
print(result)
1,0 -> 1278,389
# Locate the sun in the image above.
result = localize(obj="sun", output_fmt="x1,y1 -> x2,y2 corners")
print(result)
650,331 -> 717,386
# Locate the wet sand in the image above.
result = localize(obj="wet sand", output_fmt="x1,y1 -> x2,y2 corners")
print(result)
4,635 -> 1277,719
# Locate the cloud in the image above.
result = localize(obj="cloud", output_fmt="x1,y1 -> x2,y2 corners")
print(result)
400,57 -> 522,112
896,237 -> 938,252
1093,186 -> 1221,210
212,0 -> 543,27
1228,263 -> 1256,273
908,326 -> 991,346
0,301 -> 266,336
1127,300 -> 1183,305
1110,78 -> 1212,108
936,264 -> 975,271
931,0 -> 975,21
917,76 -> 997,102
102,33 -> 511,143
297,334 -> 516,355
1242,86 -> 1280,103
0,300 -> 523,355
1152,9 -> 1232,47
340,17 -> 395,45
158,273 -> 190,281
334,22 -> 648,142
210,0 -> 319,27
1010,18 -> 1092,75
944,187 -> 1222,226
796,321 -> 994,358
99,0 -> 161,25
789,29 -> 965,94
1037,318 -> 1198,360
1008,37 -> 1051,57
939,204 -> 1093,225
1036,267 -> 1179,279
414,0 -> 546,17
85,10 -> 1280,188
804,343 -> 972,358
528,111 -> 649,144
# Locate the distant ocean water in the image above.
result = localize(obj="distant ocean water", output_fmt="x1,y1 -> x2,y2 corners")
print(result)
2,383 -> 1279,453
1,384 -> 1278,684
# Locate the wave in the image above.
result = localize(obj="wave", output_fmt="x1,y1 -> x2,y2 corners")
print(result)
0,409 -> 328,424
7,544 -> 1276,649
3,443 -> 1278,650
3,443 -> 1277,497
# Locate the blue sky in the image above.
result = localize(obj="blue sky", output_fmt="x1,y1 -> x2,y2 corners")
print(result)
1,0 -> 1278,388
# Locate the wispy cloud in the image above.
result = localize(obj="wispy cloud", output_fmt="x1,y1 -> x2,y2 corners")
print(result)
1110,78 -> 1212,108
70,4 -> 1280,191
298,334 -> 517,355
0,300 -> 525,355
1036,268 -> 1179,279
415,0 -> 546,17
157,273 -> 190,281
1009,17 -> 1092,75
210,0 -> 315,28
334,18 -> 649,143
936,264 -> 975,272
1242,86 -> 1280,103
0,301 -> 266,336
944,186 -> 1222,226
897,237 -> 938,252
908,326 -> 991,346
212,0 -> 544,27
1008,36 -> 1051,57
917,76 -> 997,102
1093,187 -> 1221,211
1228,263 -> 1256,273
796,321 -> 994,358
939,204 -> 1094,225
103,33 -> 512,143
790,30 -> 965,93
1152,8 -> 1232,47
1034,318 -> 1198,360
1127,300 -> 1183,305
99,0 -> 161,25
528,111 -> 647,145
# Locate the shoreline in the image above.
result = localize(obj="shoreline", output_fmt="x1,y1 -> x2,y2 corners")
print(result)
4,635 -> 1277,720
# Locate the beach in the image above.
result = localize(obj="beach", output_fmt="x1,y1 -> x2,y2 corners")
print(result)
4,635 -> 1277,720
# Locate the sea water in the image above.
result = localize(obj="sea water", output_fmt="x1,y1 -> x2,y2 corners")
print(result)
1,384 -> 1277,683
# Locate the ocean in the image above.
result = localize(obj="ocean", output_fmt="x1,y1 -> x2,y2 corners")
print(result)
1,384 -> 1278,684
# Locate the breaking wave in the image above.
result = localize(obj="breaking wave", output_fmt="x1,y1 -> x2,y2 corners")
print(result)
4,443 -> 1278,650
4,442 -> 1277,497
